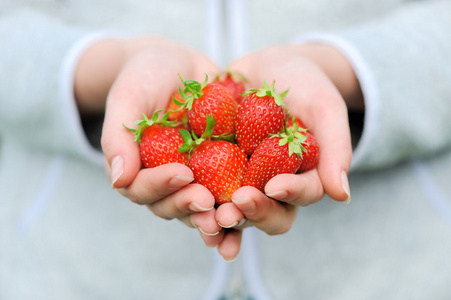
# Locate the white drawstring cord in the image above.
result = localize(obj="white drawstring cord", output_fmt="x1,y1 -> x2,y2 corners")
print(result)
225,0 -> 249,61
226,1 -> 273,299
204,0 -> 225,67
203,1 -> 274,298
16,155 -> 65,236
202,0 -> 232,298
202,251 -> 232,300
241,228 -> 273,300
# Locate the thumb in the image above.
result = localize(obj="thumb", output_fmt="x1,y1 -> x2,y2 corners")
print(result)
101,84 -> 143,188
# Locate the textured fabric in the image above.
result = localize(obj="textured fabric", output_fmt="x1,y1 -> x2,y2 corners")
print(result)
0,11 -> 106,164
338,0 -> 451,170
1,1 -> 451,299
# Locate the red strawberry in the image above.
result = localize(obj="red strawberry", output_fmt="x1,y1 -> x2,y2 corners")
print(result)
242,125 -> 309,192
286,115 -> 306,129
236,81 -> 288,156
177,75 -> 237,137
179,115 -> 248,204
286,117 -> 319,173
124,111 -> 188,168
297,131 -> 319,173
213,71 -> 247,104
188,140 -> 248,204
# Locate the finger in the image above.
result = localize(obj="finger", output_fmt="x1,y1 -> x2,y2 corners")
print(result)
117,164 -> 217,221
102,58 -> 182,188
178,209 -> 222,235
264,171 -> 324,206
217,230 -> 242,262
117,163 -> 192,203
178,210 -> 225,248
179,211 -> 225,248
146,183 -> 215,219
276,67 -> 352,203
215,202 -> 246,229
200,230 -> 226,248
307,86 -> 352,203
232,186 -> 297,235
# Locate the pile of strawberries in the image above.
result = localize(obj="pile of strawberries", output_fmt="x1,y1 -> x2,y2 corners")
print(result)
125,72 -> 319,205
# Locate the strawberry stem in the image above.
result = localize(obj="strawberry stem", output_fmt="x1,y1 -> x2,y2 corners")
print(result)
178,114 -> 217,155
242,81 -> 289,106
123,110 -> 177,144
274,117 -> 308,157
177,74 -> 208,111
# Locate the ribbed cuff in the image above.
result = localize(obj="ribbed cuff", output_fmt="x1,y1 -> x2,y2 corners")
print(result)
59,32 -> 126,165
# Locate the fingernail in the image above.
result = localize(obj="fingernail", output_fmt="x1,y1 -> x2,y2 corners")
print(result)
111,155 -> 124,188
232,197 -> 256,214
169,175 -> 194,188
341,170 -> 351,204
197,227 -> 220,236
218,220 -> 239,228
236,218 -> 247,227
189,202 -> 214,212
223,256 -> 237,263
266,190 -> 288,200
218,218 -> 247,229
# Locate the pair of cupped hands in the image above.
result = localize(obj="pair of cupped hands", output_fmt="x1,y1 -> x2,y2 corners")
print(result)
75,36 -> 360,261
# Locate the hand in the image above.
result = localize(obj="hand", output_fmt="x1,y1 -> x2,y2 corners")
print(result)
214,43 -> 361,259
75,36 -> 225,244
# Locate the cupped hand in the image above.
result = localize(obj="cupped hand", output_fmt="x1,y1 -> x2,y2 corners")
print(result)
95,36 -> 224,241
214,43 -> 358,259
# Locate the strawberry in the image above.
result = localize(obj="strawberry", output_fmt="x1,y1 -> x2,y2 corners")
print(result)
176,75 -> 237,138
188,140 -> 248,204
286,115 -> 306,129
236,81 -> 288,156
167,90 -> 188,124
242,125 -> 308,192
286,116 -> 319,173
213,71 -> 247,104
179,115 -> 248,204
124,111 -> 188,168
297,130 -> 319,173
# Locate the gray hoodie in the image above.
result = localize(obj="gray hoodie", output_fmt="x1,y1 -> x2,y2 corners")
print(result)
1,0 -> 451,299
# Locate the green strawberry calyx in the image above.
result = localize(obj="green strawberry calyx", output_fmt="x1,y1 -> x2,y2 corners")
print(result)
274,117 -> 308,157
178,114 -> 215,155
123,110 -> 177,144
242,81 -> 289,106
178,114 -> 235,156
173,74 -> 209,111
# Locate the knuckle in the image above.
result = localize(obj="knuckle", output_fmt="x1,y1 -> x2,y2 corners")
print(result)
128,194 -> 143,205
121,189 -> 144,206
147,204 -> 173,220
296,178 -> 324,206
267,221 -> 293,236
249,213 -> 268,225
314,182 -> 325,201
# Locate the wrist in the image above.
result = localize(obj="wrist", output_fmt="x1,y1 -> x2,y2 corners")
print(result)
296,43 -> 364,111
74,38 -> 126,115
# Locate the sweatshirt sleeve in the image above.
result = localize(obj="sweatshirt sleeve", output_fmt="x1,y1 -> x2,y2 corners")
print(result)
0,10 -> 118,164
295,0 -> 451,171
